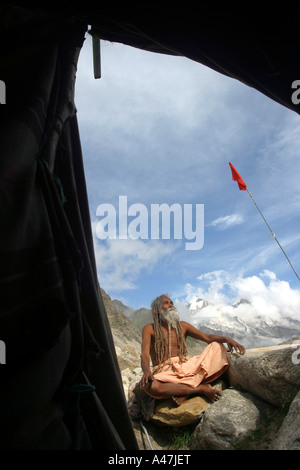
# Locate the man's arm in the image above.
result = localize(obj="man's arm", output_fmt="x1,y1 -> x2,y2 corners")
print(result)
140,323 -> 155,388
182,321 -> 245,354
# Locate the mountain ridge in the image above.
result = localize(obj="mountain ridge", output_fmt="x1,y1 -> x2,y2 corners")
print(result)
112,296 -> 300,349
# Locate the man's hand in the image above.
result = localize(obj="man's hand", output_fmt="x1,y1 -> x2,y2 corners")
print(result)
226,338 -> 245,355
139,371 -> 154,389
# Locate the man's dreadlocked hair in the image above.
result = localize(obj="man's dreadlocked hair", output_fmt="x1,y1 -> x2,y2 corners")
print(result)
151,294 -> 187,369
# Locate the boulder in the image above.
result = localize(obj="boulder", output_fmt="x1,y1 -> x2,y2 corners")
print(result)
191,388 -> 274,450
227,344 -> 300,406
150,381 -> 225,427
151,396 -> 209,427
272,390 -> 300,450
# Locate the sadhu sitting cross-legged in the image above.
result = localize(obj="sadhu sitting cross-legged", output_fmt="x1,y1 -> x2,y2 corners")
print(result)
140,294 -> 245,406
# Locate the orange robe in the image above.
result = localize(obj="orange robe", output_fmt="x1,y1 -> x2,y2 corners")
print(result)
152,341 -> 229,388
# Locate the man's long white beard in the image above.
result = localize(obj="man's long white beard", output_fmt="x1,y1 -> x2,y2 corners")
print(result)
159,307 -> 180,328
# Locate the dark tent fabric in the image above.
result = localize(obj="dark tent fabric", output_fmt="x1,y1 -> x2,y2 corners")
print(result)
0,12 -> 137,450
85,6 -> 300,116
0,5 -> 300,450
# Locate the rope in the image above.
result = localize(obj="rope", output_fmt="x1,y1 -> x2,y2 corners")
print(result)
247,187 -> 300,282
139,420 -> 154,450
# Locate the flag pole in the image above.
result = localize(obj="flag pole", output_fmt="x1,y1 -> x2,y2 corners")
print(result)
229,162 -> 300,282
246,187 -> 300,282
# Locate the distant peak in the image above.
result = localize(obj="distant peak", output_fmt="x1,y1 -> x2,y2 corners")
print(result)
232,299 -> 251,308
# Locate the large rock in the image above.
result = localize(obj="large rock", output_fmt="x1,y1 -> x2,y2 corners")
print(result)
227,344 -> 300,406
191,388 -> 274,450
272,390 -> 300,450
150,381 -> 225,427
151,396 -> 209,427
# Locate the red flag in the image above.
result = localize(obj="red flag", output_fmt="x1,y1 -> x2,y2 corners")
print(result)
229,162 -> 247,191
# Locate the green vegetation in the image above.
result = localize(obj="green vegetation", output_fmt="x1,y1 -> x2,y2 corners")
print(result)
168,424 -> 197,450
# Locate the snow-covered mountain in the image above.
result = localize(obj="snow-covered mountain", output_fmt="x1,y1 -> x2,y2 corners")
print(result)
112,295 -> 300,349
186,296 -> 300,348
187,297 -> 210,311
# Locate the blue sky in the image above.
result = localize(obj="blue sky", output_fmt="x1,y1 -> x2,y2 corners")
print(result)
75,34 -> 300,322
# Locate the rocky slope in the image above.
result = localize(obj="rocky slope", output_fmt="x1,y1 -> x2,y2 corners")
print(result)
101,288 -> 141,371
101,289 -> 144,400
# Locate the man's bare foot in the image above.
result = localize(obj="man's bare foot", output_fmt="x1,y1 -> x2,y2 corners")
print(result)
196,384 -> 222,402
171,396 -> 188,406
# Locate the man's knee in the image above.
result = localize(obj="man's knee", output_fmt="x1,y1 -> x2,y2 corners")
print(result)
144,379 -> 163,396
209,341 -> 227,352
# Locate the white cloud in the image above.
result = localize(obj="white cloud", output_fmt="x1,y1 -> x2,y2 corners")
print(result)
76,38 -> 233,134
92,231 -> 179,293
75,37 -> 271,202
208,213 -> 245,230
177,269 -> 300,323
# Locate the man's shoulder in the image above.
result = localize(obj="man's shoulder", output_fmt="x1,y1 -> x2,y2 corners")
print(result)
179,321 -> 194,333
142,322 -> 155,333
179,320 -> 192,327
